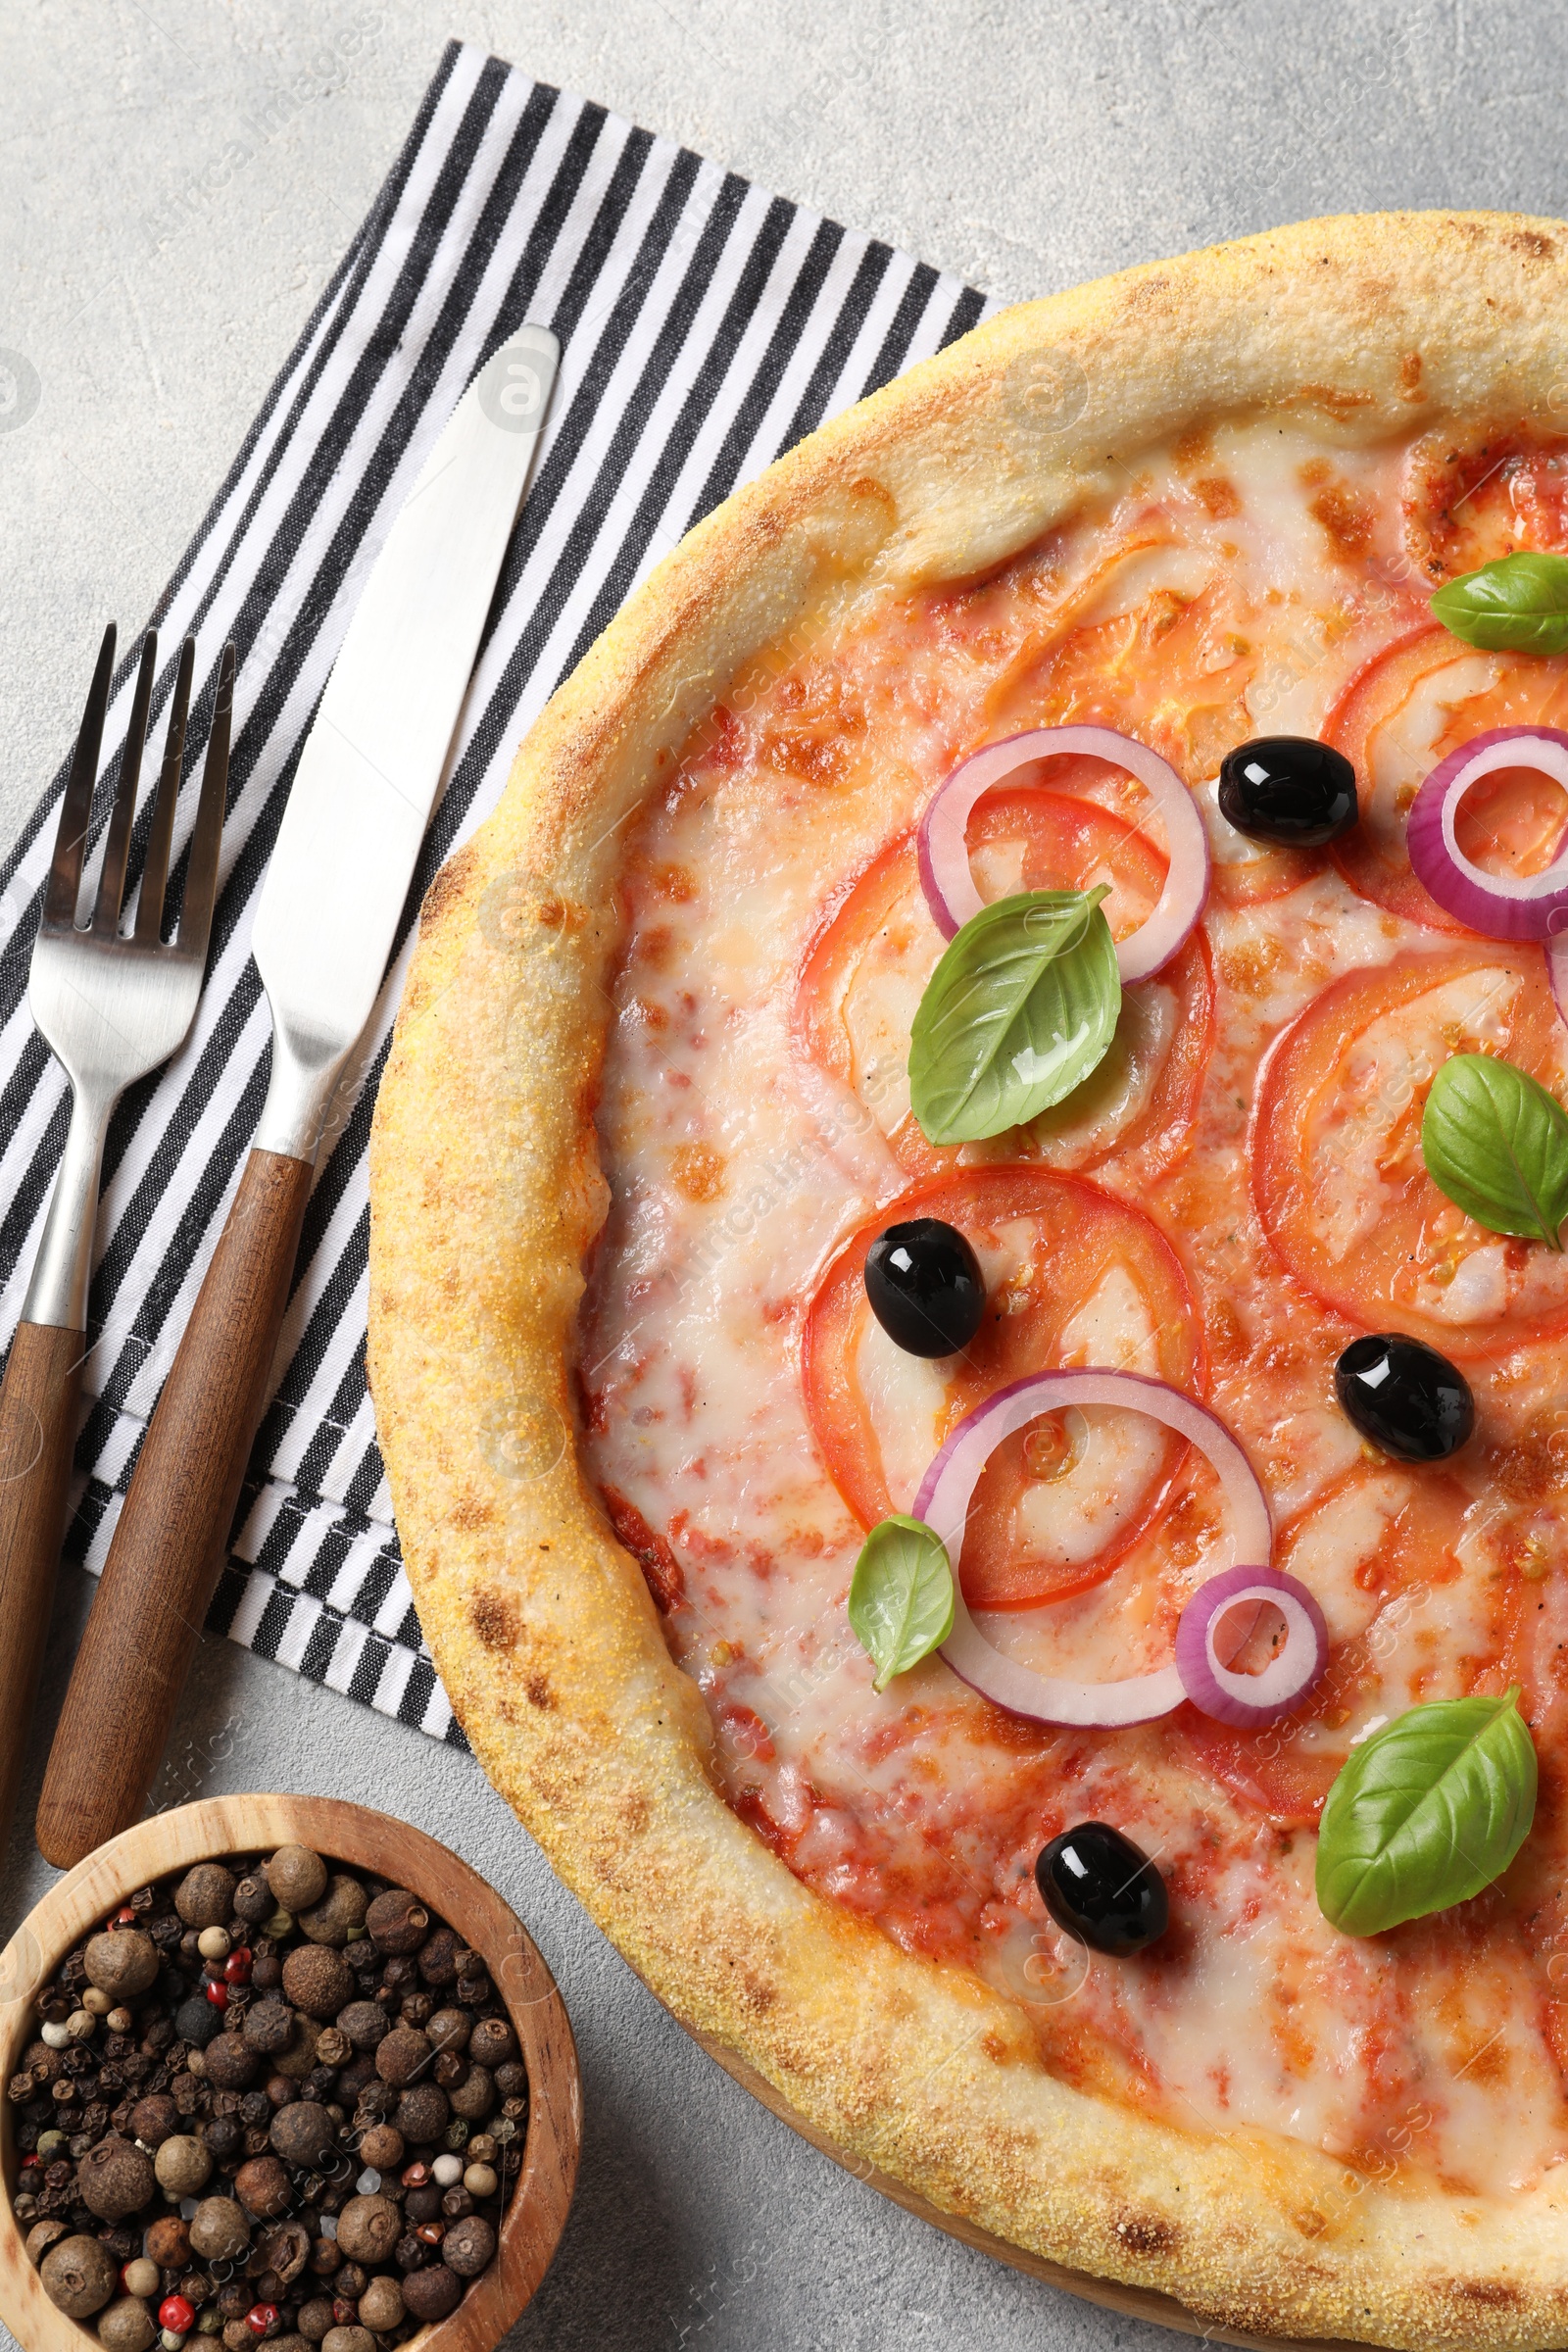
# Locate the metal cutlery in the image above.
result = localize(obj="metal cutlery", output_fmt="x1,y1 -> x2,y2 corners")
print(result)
0,624 -> 232,1844
35,324 -> 561,1867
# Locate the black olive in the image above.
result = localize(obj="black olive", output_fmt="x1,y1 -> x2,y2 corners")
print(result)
1334,1333 -> 1475,1463
863,1218 -> 985,1357
1034,1822 -> 1168,1957
1217,736 -> 1358,848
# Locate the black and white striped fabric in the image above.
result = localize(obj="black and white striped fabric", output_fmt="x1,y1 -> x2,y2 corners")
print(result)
0,42 -> 993,1745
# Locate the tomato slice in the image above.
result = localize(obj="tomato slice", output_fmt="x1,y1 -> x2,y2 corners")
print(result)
801,1166 -> 1204,1608
1323,624 -> 1568,929
792,782 -> 1214,1188
983,537 -> 1260,786
1400,428 -> 1568,586
1251,944 -> 1568,1356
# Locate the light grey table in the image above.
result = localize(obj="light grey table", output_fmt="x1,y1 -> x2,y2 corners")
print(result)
2,5 -> 1566,2346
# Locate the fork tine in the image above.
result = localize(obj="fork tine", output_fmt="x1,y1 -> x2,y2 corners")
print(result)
90,632 -> 158,937
132,637 -> 195,946
174,641 -> 234,960
42,622 -> 117,927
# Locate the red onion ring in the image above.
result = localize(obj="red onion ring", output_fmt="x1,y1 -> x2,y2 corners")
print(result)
1407,726 -> 1568,939
1172,1564 -> 1328,1729
915,726 -> 1211,982
911,1371 -> 1272,1729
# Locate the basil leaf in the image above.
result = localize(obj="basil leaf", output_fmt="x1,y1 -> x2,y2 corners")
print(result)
1420,1053 -> 1568,1250
848,1516 -> 955,1691
908,887 -> 1121,1144
1431,551 -> 1568,655
1316,1689 -> 1537,1936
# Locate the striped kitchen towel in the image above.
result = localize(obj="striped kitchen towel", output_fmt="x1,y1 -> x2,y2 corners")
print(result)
0,41 -> 994,1744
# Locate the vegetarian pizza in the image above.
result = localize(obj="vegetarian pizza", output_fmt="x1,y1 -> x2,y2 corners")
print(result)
368,212 -> 1568,2345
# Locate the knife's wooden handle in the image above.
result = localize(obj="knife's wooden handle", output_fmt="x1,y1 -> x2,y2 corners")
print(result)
36,1149 -> 313,1868
0,1321 -> 85,1845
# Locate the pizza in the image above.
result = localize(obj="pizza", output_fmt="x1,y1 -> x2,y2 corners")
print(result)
368,212 -> 1568,2345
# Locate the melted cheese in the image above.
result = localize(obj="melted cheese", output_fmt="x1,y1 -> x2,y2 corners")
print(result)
580,414 -> 1568,2202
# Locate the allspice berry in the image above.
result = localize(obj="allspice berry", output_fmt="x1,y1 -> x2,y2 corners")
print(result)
173,1863 -> 237,1930
128,2091 -> 179,2145
40,2234 -> 120,2319
365,1889 -> 428,1955
235,2154 -> 292,2218
355,2276 -> 404,2332
333,2194 -> 402,2268
281,1943 -> 353,2022
204,2034 -> 260,2091
427,2007 -> 471,2054
336,2001 -> 386,2051
77,2132 -> 157,2222
83,1929 -> 159,2002
401,2265 -> 463,2324
448,2064 -> 495,2123
266,1846 -> 327,1915
144,2216 -> 192,2268
25,2218 -> 68,2266
98,2296 -> 158,2352
416,1927 -> 460,1986
356,2124 -> 403,2172
441,2214 -> 496,2278
467,2017 -> 514,2070
270,2100 -> 336,2170
189,2198 -> 252,2263
154,2134 -> 213,2197
373,2026 -> 429,2087
297,2299 -> 335,2343
321,2330 -> 374,2352
297,1875 -> 368,1948
234,1876 -> 275,1925
269,2011 -> 321,2082
395,2082 -> 449,2144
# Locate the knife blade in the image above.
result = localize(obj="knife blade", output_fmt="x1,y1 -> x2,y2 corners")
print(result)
35,326 -> 561,1868
254,320 -> 561,1155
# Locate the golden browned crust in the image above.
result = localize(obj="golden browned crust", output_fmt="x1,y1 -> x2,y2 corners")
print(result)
368,213 -> 1568,2346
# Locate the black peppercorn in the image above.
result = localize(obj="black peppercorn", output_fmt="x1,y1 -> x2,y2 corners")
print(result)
203,2116 -> 243,2162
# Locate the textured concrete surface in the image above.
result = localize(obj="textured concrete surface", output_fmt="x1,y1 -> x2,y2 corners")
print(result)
4,4 -> 1568,2347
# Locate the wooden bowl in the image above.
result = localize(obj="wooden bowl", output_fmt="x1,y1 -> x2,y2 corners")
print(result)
0,1796 -> 580,2352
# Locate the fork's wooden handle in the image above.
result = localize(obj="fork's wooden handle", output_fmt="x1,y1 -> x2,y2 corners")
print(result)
36,1149 -> 314,1868
0,1322 -> 84,1843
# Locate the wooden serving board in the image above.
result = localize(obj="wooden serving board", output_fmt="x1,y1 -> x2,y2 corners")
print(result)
0,1795 -> 581,2352
678,2018 -> 1363,2352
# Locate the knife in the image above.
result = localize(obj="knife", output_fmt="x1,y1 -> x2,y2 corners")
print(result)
35,325 -> 561,1868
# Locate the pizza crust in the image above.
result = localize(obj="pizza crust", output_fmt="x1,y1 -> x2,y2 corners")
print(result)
368,212 -> 1568,2345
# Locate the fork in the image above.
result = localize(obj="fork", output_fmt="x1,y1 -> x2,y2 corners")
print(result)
0,622 -> 232,1844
